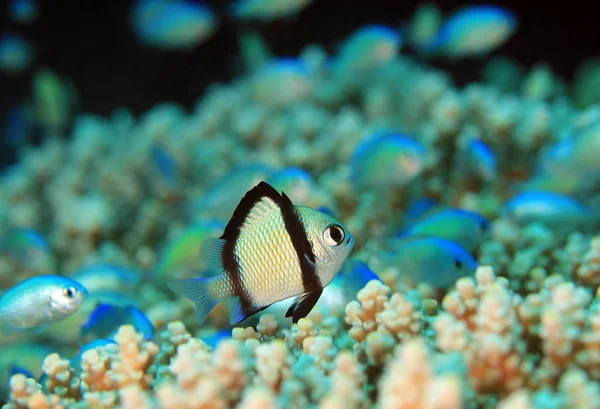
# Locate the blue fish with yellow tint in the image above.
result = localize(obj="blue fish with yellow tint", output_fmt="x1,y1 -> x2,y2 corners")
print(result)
337,25 -> 401,73
320,260 -> 381,313
350,132 -> 426,188
130,0 -> 218,50
267,167 -> 314,204
189,163 -> 274,221
0,276 -> 88,335
81,303 -> 154,342
502,191 -> 599,231
230,0 -> 316,21
466,139 -> 497,182
405,208 -> 489,252
433,5 -> 517,58
70,263 -> 142,294
0,228 -> 55,274
169,181 -> 355,324
252,58 -> 313,108
155,220 -> 225,281
384,236 -> 477,289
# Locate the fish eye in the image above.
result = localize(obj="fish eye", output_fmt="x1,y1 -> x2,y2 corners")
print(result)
455,259 -> 463,269
63,286 -> 76,299
323,224 -> 345,246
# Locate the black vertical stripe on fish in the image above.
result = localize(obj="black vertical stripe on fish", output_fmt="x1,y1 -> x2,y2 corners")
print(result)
220,182 -> 283,316
285,289 -> 323,323
278,192 -> 321,293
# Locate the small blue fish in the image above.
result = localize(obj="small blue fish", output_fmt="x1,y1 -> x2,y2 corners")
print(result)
384,236 -> 478,289
337,25 -> 402,73
8,0 -> 39,24
230,0 -> 316,21
433,5 -> 517,57
131,0 -> 218,50
466,139 -> 497,181
252,58 -> 313,108
81,303 -> 154,341
151,143 -> 178,187
0,276 -> 88,335
0,228 -> 51,265
267,167 -> 314,204
402,197 -> 439,227
502,191 -> 598,231
0,33 -> 34,74
199,328 -> 231,349
189,163 -> 274,221
350,132 -> 426,188
404,208 -> 489,252
320,260 -> 381,313
70,339 -> 117,370
9,365 -> 34,379
70,264 -> 141,294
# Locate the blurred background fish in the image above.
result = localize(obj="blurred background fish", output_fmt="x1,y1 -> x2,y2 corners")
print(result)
229,0 -> 316,21
8,0 -> 39,25
350,132 -> 426,189
0,34 -> 34,74
130,0 -> 218,50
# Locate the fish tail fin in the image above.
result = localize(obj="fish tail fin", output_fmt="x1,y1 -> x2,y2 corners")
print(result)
168,277 -> 219,325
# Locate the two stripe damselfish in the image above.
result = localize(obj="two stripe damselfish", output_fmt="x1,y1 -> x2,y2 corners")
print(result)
168,181 -> 355,324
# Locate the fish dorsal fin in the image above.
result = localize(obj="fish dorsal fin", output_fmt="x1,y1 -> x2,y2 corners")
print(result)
200,238 -> 227,272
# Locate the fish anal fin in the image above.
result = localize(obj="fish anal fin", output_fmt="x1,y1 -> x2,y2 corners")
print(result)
200,238 -> 226,272
286,289 -> 323,323
230,298 -> 269,325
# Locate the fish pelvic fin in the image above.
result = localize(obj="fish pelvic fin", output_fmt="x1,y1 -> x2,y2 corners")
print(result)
230,300 -> 269,325
285,289 -> 323,323
168,277 -> 219,325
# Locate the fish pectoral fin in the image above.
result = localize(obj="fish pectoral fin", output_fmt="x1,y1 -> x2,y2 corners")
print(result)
230,299 -> 269,325
200,238 -> 227,272
285,289 -> 323,323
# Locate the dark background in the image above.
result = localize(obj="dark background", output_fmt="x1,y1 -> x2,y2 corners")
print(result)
0,0 -> 598,167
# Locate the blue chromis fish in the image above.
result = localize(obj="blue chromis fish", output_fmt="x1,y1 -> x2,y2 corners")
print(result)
501,191 -> 599,231
404,208 -> 489,252
169,181 -> 355,324
0,33 -> 34,74
384,236 -> 478,289
433,5 -> 517,58
465,139 -> 497,182
155,220 -> 225,281
8,0 -> 39,24
267,167 -> 314,204
319,260 -> 381,313
350,132 -> 426,188
70,263 -> 141,294
0,228 -> 55,274
0,276 -> 88,335
337,25 -> 401,73
252,58 -> 313,108
130,0 -> 217,50
229,0 -> 315,21
81,303 -> 154,342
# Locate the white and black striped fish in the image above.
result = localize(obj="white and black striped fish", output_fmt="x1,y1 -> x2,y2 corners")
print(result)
168,181 -> 355,324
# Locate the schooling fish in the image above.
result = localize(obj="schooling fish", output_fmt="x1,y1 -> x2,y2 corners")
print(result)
0,276 -> 88,335
350,132 -> 426,188
169,181 -> 355,324
433,5 -> 517,58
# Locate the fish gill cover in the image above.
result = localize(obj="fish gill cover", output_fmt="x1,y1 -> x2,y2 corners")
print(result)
1,0 -> 600,408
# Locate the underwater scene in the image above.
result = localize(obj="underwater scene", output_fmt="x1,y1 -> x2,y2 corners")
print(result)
1,0 -> 600,408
